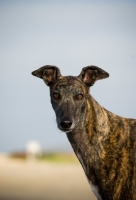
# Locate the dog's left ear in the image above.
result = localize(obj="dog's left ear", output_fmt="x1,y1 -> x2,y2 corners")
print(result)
78,65 -> 109,86
32,65 -> 62,86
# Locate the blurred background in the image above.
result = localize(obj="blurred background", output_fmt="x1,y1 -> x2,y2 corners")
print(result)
0,0 -> 136,200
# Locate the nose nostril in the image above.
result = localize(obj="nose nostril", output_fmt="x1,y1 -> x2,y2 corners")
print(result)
59,118 -> 72,129
60,121 -> 72,128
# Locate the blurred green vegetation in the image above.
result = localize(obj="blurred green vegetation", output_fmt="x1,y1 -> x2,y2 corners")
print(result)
40,153 -> 79,163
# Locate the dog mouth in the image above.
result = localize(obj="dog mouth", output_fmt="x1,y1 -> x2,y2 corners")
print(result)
58,127 -> 73,133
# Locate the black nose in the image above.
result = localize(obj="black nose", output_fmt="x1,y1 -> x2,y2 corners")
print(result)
59,118 -> 72,129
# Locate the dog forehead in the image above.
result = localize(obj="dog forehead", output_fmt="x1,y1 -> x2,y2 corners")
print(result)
53,76 -> 84,91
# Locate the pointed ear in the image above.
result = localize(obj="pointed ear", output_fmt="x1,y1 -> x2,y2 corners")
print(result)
31,65 -> 62,86
78,65 -> 109,86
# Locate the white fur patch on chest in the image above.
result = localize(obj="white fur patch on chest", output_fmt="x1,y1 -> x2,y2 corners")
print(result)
90,182 -> 102,200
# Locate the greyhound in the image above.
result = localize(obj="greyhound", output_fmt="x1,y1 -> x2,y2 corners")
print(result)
32,65 -> 136,200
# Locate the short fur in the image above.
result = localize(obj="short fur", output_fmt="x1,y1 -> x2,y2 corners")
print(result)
32,65 -> 136,200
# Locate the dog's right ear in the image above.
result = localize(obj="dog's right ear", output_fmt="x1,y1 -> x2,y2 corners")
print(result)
31,65 -> 62,86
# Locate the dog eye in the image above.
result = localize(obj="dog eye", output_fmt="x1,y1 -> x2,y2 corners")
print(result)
53,93 -> 60,100
75,94 -> 84,100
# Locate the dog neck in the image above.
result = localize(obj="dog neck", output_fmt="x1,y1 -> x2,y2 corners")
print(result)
66,95 -> 110,182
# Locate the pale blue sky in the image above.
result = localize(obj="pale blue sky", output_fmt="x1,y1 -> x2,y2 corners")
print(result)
0,0 -> 136,152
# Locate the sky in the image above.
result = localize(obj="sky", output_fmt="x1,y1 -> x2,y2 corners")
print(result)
0,0 -> 136,153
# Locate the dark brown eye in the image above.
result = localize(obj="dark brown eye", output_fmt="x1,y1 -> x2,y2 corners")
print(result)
53,93 -> 60,100
75,94 -> 83,100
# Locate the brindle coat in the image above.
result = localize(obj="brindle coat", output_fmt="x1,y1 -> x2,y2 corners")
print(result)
32,65 -> 136,200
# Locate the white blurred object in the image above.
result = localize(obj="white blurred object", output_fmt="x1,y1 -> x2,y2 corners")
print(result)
26,141 -> 42,160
